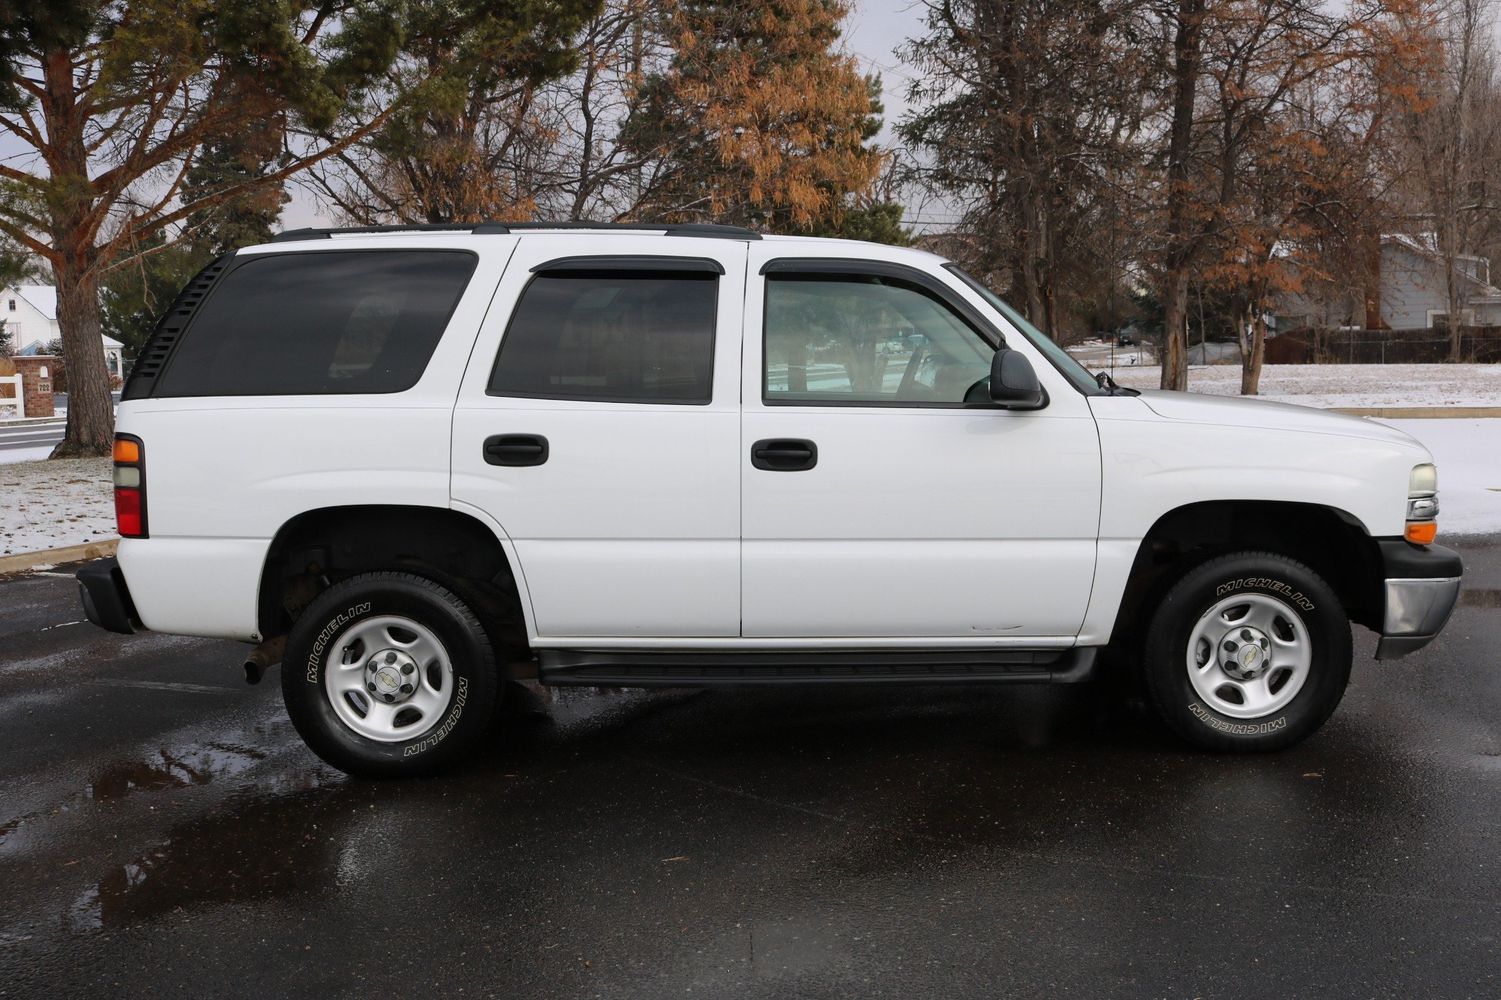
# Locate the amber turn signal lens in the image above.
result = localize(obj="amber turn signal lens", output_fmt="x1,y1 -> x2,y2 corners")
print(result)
113,438 -> 141,464
1405,522 -> 1438,545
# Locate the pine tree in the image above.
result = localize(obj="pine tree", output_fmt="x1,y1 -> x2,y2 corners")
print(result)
1,1 -> 427,455
623,0 -> 884,230
313,0 -> 601,224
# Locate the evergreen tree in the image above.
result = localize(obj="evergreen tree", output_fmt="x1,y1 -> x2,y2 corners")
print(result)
2,1 -> 417,455
314,0 -> 602,224
623,0 -> 884,230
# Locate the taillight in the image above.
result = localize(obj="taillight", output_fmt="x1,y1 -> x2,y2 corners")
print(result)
113,434 -> 147,538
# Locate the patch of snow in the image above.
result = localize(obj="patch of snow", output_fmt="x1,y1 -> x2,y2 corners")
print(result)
0,447 -> 58,465
1106,363 -> 1501,410
1375,419 -> 1501,536
0,458 -> 115,556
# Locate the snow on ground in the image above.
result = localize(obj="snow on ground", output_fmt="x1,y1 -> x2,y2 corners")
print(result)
0,446 -> 57,465
1377,419 -> 1501,536
0,458 -> 114,557
1106,363 -> 1501,409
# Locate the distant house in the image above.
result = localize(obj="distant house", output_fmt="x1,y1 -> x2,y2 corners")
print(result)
1275,235 -> 1501,332
1,283 -> 125,376
1377,234 -> 1501,329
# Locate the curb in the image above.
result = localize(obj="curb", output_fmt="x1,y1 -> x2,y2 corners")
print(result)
0,539 -> 117,576
1330,406 -> 1501,418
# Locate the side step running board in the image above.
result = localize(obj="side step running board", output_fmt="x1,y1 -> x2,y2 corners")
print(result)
538,647 -> 1097,687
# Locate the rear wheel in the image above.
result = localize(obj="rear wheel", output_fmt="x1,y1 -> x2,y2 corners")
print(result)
282,572 -> 500,777
1142,551 -> 1351,752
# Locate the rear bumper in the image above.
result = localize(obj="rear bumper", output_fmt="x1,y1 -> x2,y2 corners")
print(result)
1374,540 -> 1461,660
77,558 -> 140,635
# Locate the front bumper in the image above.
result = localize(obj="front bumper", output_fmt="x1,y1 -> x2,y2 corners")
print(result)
1374,540 -> 1462,660
77,557 -> 140,635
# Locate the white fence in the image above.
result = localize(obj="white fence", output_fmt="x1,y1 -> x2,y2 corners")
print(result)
0,373 -> 23,419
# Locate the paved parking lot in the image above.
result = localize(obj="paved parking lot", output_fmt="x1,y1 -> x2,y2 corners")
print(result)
2,538 -> 1499,998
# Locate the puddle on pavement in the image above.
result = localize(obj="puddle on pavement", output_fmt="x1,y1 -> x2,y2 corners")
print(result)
1459,589 -> 1501,608
86,742 -> 267,801
65,776 -> 346,933
0,720 -> 314,853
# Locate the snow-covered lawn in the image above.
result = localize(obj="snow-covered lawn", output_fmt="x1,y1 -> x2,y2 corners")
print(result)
0,457 -> 114,557
1107,363 -> 1501,409
1378,419 -> 1501,536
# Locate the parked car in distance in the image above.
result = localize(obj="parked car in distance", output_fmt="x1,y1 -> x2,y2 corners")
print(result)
78,222 -> 1462,776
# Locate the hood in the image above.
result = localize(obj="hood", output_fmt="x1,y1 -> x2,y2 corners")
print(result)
1133,389 -> 1425,449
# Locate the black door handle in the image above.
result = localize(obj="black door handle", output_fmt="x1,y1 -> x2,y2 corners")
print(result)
484,434 -> 549,467
751,438 -> 817,472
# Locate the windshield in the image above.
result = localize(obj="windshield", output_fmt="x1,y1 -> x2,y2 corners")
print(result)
943,264 -> 1103,396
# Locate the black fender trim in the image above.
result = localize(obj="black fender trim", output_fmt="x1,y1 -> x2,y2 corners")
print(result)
76,558 -> 140,635
1376,539 -> 1463,579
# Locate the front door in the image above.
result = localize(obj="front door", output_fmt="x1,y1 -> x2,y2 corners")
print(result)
739,251 -> 1102,641
451,237 -> 747,640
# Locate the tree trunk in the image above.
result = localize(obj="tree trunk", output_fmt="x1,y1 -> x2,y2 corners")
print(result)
1446,258 -> 1464,362
40,46 -> 114,457
1240,301 -> 1266,395
1161,272 -> 1190,390
50,266 -> 114,457
1160,0 -> 1206,391
1018,193 -> 1048,334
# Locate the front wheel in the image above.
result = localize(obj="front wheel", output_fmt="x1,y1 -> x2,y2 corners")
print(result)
282,572 -> 500,777
1142,552 -> 1352,752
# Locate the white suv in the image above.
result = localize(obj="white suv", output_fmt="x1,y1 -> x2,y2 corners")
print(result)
77,223 -> 1462,776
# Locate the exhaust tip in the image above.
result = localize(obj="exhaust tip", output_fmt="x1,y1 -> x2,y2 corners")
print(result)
242,636 -> 286,685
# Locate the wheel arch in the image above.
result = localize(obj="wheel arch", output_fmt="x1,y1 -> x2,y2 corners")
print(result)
257,504 -> 532,651
1109,499 -> 1384,654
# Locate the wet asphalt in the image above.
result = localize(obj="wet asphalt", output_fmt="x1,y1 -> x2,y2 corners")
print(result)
1,541 -> 1499,999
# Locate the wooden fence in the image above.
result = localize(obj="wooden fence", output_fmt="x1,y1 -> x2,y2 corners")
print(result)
1266,327 -> 1501,364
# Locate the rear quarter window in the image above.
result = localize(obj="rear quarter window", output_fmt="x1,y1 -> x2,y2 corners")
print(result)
154,250 -> 477,396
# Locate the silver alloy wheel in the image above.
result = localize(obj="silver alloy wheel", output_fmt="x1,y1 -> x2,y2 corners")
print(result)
323,614 -> 454,743
1186,593 -> 1312,720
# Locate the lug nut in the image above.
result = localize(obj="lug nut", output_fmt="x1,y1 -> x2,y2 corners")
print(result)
401,663 -> 414,675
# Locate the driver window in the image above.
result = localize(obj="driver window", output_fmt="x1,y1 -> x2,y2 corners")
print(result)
764,274 -> 994,405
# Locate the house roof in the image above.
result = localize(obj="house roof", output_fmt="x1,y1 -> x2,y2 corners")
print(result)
17,333 -> 123,354
1383,233 -> 1501,300
9,284 -> 58,320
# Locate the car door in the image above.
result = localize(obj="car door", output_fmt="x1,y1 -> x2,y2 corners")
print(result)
451,236 -> 746,639
740,250 -> 1102,641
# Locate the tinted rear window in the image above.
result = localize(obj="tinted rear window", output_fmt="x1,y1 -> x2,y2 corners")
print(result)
487,271 -> 717,404
155,250 -> 476,396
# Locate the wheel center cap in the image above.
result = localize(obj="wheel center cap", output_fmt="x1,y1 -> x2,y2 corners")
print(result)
1220,626 -> 1271,680
364,648 -> 419,704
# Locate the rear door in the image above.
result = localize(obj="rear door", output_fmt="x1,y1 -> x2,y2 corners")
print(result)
450,237 -> 747,640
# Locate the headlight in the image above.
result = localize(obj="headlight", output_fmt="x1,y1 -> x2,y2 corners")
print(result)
1409,463 -> 1437,497
1406,463 -> 1439,544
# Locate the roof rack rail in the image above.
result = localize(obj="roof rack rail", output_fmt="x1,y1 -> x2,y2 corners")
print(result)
270,221 -> 762,242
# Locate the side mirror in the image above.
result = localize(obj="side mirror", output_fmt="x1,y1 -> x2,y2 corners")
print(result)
966,347 -> 1047,409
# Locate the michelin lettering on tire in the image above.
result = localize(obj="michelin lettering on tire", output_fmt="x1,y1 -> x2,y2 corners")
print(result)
1214,577 -> 1314,612
404,676 -> 469,757
306,602 -> 372,683
1187,701 -> 1289,735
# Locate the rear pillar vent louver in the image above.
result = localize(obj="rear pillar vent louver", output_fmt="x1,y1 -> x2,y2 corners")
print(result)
121,254 -> 234,400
